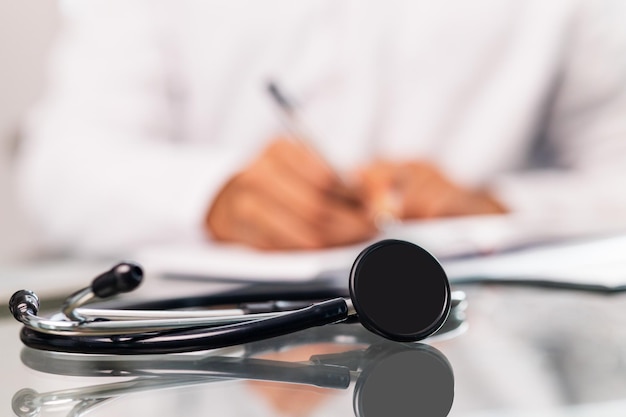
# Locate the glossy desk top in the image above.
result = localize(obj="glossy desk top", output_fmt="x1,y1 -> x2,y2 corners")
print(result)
4,264 -> 626,417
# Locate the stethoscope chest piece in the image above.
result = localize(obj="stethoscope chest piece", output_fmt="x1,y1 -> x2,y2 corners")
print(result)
350,239 -> 451,342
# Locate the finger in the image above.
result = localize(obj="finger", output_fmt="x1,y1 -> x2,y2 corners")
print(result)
356,161 -> 404,220
356,160 -> 398,192
401,165 -> 497,219
234,183 -> 375,249
254,155 -> 377,245
398,162 -> 453,218
263,138 -> 340,192
247,184 -> 375,249
243,158 -> 335,226
209,138 -> 375,249
316,203 -> 378,246
273,138 -> 366,207
253,143 -> 368,222
212,184 -> 374,250
232,190 -> 325,250
205,174 -> 316,248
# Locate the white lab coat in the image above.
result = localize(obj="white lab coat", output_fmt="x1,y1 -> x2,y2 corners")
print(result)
17,0 -> 626,256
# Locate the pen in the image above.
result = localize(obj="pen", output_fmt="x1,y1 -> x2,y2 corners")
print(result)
266,81 -> 362,206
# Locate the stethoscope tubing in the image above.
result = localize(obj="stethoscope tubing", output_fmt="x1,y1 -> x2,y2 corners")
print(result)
19,298 -> 351,354
21,302 -> 353,336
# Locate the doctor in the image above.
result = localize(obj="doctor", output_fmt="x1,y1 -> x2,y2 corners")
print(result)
17,0 -> 626,255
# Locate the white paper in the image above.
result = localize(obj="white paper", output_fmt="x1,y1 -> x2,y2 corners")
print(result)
443,234 -> 626,288
134,242 -> 362,282
135,215 -> 618,285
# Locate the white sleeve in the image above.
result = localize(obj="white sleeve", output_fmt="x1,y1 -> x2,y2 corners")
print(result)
490,0 -> 626,235
17,0 -> 246,257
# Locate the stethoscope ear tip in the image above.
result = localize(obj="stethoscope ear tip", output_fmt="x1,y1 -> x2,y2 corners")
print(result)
9,290 -> 40,321
91,261 -> 144,298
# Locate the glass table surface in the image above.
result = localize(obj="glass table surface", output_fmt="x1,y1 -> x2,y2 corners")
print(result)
4,269 -> 626,417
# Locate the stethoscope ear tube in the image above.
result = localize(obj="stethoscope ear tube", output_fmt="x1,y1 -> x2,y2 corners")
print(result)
19,298 -> 350,355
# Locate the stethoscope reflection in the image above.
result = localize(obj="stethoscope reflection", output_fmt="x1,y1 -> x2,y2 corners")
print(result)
13,323 -> 461,417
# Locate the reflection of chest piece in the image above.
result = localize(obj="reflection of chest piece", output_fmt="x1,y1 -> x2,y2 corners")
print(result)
352,345 -> 454,417
10,239 -> 452,354
14,341 -> 454,417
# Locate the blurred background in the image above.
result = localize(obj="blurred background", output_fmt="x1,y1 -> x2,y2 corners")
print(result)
2,0 -> 626,264
0,0 -> 59,261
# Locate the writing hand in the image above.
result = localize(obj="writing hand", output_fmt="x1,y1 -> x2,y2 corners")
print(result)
206,138 -> 376,250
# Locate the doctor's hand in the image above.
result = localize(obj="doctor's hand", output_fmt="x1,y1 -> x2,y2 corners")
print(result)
357,160 -> 507,220
205,138 -> 377,250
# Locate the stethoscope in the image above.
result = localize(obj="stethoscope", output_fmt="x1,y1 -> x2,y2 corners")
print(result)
13,326 -> 455,417
9,239 -> 455,355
